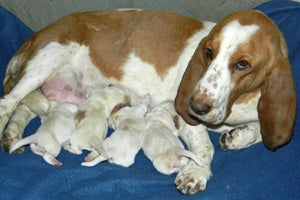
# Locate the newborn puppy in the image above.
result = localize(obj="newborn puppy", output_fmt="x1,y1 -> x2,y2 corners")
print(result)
9,102 -> 78,166
82,95 -> 149,167
84,94 -> 150,167
64,84 -> 130,166
143,101 -> 203,175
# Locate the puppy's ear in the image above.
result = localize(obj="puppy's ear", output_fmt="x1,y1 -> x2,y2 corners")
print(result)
258,56 -> 296,151
175,45 -> 204,125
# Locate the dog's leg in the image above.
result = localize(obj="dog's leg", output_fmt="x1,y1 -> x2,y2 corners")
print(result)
1,104 -> 36,152
1,90 -> 51,152
219,122 -> 262,150
30,143 -> 62,167
81,150 -> 107,167
0,77 -> 46,136
42,152 -> 63,167
175,123 -> 214,195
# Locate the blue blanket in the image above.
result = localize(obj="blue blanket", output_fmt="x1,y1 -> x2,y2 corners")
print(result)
0,1 -> 299,199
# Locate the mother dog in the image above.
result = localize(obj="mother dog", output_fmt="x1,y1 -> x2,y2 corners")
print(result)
0,9 -> 296,194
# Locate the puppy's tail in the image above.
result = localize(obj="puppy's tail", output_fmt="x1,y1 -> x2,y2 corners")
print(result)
176,148 -> 204,168
9,134 -> 37,154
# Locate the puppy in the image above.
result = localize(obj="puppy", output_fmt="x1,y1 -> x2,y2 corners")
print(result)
81,95 -> 149,167
143,101 -> 203,175
9,102 -> 78,166
83,94 -> 151,167
64,84 -> 130,166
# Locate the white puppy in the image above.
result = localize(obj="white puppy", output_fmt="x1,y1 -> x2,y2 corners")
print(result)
143,101 -> 203,175
64,84 -> 130,166
82,95 -> 150,167
88,94 -> 150,167
9,102 -> 78,166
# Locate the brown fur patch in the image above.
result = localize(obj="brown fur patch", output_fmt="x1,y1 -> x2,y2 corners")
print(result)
172,115 -> 180,130
76,111 -> 86,123
110,101 -> 131,116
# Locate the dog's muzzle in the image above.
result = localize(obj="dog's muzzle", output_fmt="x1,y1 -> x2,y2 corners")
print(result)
189,96 -> 212,115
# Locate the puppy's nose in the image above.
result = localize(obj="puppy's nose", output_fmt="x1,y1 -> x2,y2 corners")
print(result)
190,97 -> 212,115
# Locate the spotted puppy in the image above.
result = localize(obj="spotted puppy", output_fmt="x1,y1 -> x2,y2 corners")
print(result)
64,84 -> 130,166
9,102 -> 78,166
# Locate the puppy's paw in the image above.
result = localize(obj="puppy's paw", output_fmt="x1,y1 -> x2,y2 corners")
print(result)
63,144 -> 83,155
219,125 -> 260,150
175,162 -> 212,195
84,150 -> 100,162
81,151 -> 107,167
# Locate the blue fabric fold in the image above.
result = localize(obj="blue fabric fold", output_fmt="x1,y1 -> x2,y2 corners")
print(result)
0,1 -> 300,199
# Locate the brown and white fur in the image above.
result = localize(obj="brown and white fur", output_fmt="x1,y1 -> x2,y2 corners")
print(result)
0,9 -> 296,194
9,102 -> 78,166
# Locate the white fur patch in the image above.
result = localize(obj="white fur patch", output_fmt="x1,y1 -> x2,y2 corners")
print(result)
225,92 -> 260,124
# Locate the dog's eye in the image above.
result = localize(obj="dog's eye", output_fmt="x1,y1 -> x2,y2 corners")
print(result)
234,60 -> 250,71
203,48 -> 213,60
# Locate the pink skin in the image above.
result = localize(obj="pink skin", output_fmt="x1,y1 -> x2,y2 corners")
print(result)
84,156 -> 93,162
41,73 -> 86,106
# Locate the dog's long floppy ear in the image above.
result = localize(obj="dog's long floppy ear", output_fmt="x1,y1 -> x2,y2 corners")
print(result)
258,53 -> 296,151
175,45 -> 204,126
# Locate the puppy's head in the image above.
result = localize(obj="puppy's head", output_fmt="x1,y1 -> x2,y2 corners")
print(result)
175,10 -> 296,150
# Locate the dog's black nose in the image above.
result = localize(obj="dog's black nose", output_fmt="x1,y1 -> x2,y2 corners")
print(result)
190,97 -> 211,115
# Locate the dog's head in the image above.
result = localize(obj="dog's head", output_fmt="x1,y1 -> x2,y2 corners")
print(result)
175,10 -> 296,150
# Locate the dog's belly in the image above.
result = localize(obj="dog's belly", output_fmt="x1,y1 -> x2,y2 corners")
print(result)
41,71 -> 86,105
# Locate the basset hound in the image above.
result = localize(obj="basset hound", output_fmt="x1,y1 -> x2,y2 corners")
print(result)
0,9 -> 296,195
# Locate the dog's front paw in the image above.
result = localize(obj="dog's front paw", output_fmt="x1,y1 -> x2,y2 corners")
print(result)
1,132 -> 24,153
219,125 -> 261,150
175,162 -> 212,195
